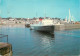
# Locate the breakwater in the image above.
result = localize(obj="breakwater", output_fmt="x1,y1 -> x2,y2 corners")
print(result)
54,24 -> 80,31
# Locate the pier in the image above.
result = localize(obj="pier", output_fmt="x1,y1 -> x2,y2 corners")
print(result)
0,34 -> 12,56
0,43 -> 12,56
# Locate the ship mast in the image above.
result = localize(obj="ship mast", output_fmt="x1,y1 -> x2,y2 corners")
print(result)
44,8 -> 46,19
71,16 -> 73,21
68,9 -> 75,22
68,8 -> 71,23
66,16 -> 67,22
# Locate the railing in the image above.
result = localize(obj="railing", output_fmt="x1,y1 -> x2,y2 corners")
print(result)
0,34 -> 8,43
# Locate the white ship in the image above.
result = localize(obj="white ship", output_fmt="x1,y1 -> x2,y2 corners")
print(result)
30,19 -> 55,33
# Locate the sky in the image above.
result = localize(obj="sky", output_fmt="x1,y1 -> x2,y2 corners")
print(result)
0,0 -> 80,21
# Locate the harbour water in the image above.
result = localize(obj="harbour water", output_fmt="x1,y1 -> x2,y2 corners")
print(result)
0,25 -> 80,56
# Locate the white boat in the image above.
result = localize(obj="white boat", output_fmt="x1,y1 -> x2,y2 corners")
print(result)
30,19 -> 54,33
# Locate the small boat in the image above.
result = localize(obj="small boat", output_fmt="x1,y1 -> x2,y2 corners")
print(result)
25,22 -> 30,27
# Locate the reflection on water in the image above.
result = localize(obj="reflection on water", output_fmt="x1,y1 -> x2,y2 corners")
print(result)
0,25 -> 80,56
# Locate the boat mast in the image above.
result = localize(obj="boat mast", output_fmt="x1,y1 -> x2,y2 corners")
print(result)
71,16 -> 73,21
36,11 -> 38,18
66,16 -> 67,22
68,8 -> 71,23
44,8 -> 46,19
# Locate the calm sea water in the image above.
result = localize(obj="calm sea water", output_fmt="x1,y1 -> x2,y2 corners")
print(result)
0,25 -> 80,56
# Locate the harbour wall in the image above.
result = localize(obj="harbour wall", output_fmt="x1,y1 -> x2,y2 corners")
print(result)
54,24 -> 80,31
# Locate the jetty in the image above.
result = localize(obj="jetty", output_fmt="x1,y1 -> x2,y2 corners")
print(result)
0,34 -> 12,56
0,43 -> 12,56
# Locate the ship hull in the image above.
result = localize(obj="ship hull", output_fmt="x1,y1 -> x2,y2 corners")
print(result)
30,25 -> 54,33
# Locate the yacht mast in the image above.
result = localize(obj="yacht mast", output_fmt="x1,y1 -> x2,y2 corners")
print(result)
68,8 -> 71,22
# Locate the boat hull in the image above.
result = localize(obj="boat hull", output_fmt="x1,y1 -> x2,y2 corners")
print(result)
25,24 -> 30,27
30,25 -> 54,33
